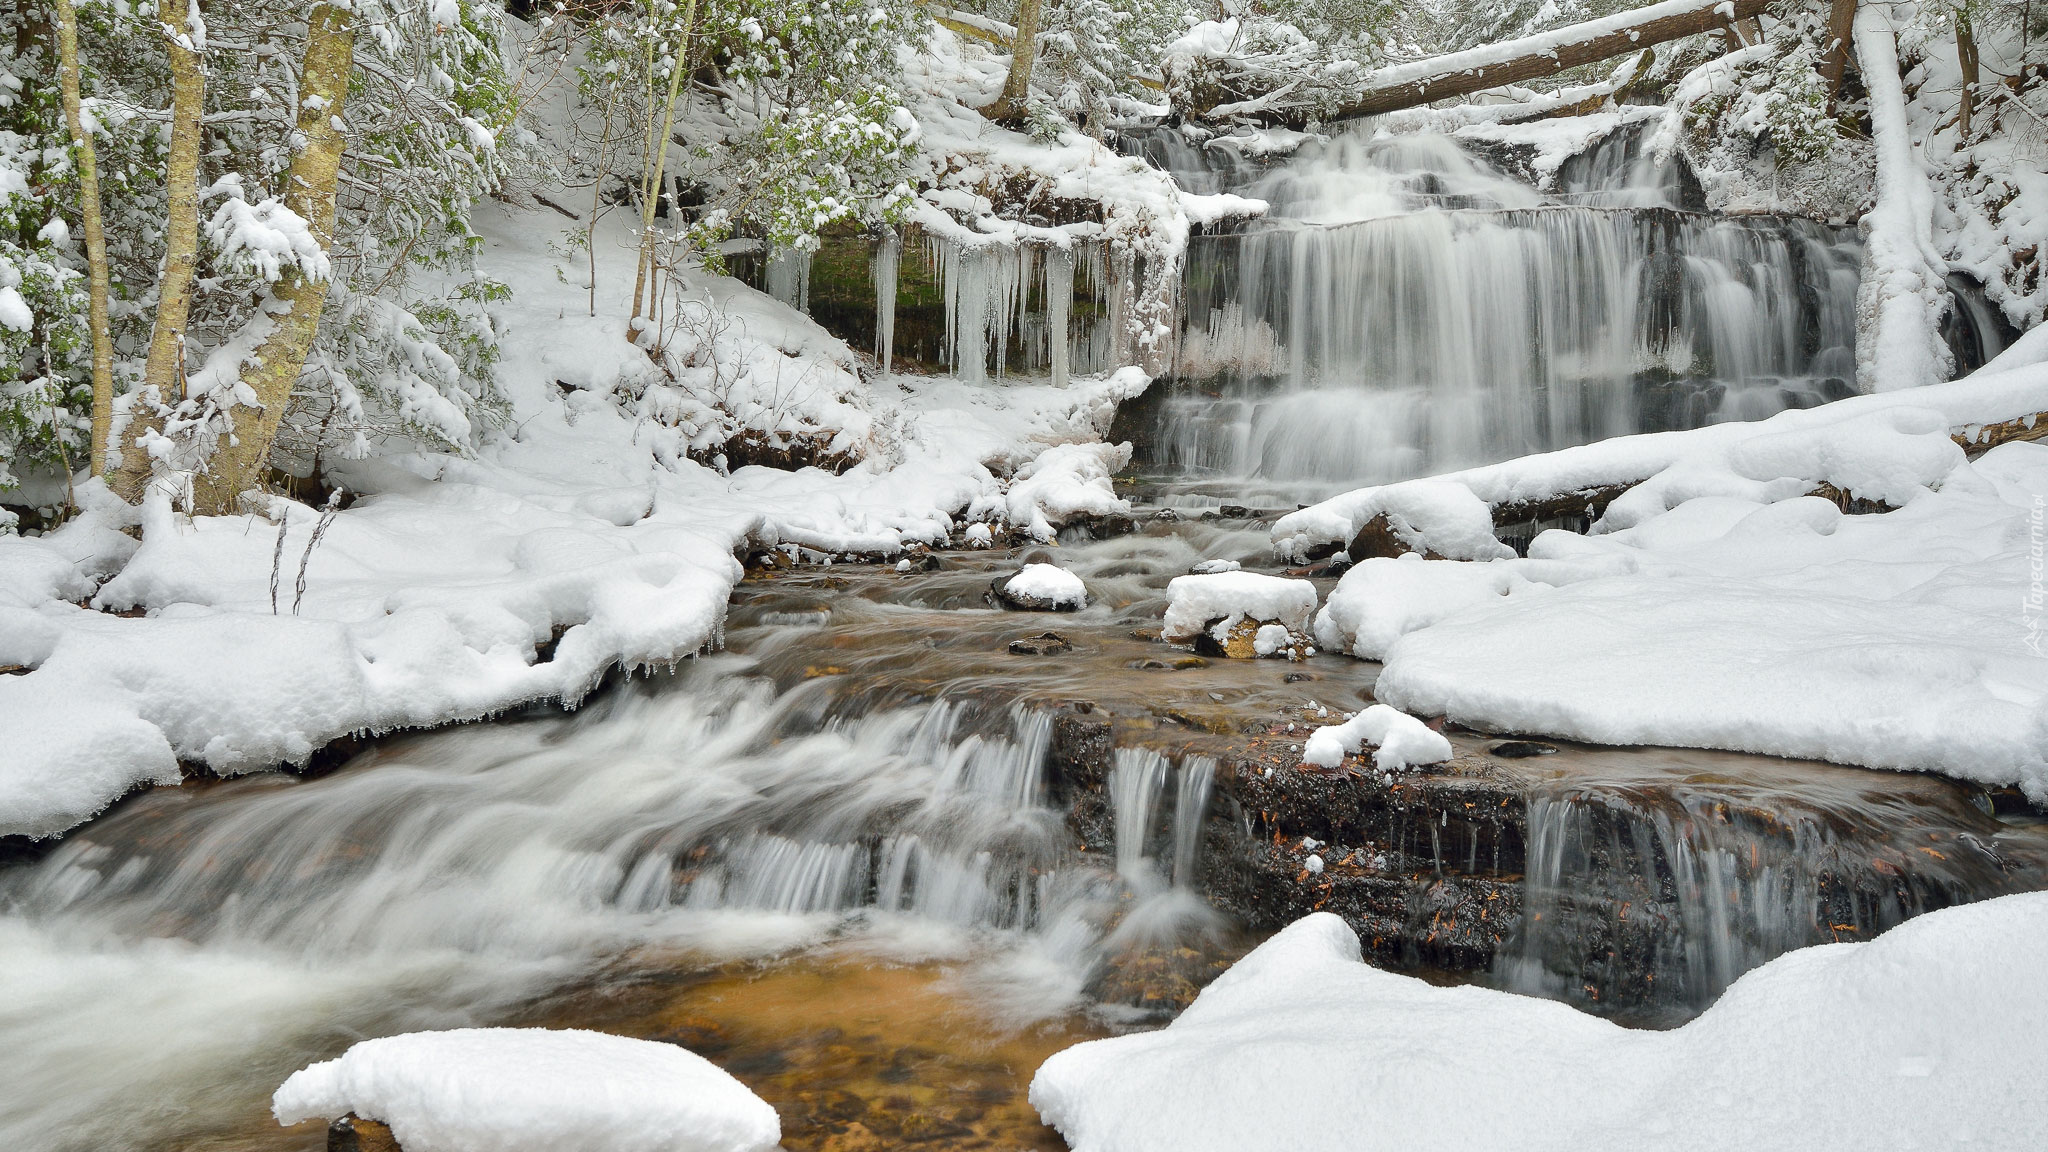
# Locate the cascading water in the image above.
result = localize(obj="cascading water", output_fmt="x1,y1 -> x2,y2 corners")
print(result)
1145,128 -> 1863,503
1498,780 -> 2038,1020
0,670 -> 1143,1150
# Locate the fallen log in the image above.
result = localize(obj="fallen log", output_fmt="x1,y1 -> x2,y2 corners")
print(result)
1194,0 -> 1776,126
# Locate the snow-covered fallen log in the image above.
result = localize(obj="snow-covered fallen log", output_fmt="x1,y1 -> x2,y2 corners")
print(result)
1179,0 -> 1776,126
1032,894 -> 2048,1152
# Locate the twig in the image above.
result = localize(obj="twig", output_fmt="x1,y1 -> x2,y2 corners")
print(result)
292,487 -> 344,616
269,508 -> 291,614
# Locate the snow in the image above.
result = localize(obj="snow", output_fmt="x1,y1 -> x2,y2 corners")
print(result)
272,1028 -> 779,1152
0,194 -> 1162,839
1315,555 -> 1536,660
1031,892 -> 2048,1152
1273,362 -> 2048,560
1852,9 -> 1954,392
1159,572 -> 1318,644
1005,563 -> 1087,609
1279,361 -> 2048,796
1300,704 -> 1451,772
1331,478 -> 1513,560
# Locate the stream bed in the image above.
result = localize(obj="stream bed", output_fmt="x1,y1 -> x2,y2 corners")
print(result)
5,511 -> 2045,1151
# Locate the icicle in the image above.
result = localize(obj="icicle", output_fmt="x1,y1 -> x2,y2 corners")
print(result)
1046,246 -> 1074,388
765,248 -> 812,313
872,229 -> 901,373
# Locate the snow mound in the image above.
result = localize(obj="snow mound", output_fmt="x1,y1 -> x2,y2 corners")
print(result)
1338,479 -> 1514,560
1315,556 -> 1542,660
1031,893 -> 2048,1152
1004,563 -> 1087,610
273,1028 -> 779,1152
1160,572 -> 1318,644
1300,704 -> 1451,772
992,441 -> 1133,542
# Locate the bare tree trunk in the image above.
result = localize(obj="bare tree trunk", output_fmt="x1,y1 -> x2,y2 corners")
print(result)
626,0 -> 699,346
192,3 -> 353,515
114,6 -> 207,503
981,0 -> 1042,123
51,0 -> 113,477
1820,0 -> 1859,108
1956,9 -> 1979,138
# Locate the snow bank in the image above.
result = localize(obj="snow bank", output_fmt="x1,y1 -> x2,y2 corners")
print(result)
1032,893 -> 2048,1152
1274,362 -> 2048,560
0,199 -> 1160,839
273,1028 -> 779,1152
1315,556 -> 1538,660
1004,563 -> 1087,609
1300,704 -> 1451,773
1160,572 -> 1317,644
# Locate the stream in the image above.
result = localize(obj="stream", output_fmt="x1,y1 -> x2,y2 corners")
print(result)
4,125 -> 2042,1152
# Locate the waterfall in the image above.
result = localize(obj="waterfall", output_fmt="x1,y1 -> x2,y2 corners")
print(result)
1147,128 -> 1862,502
872,228 -> 901,372
1109,747 -> 1172,882
1498,785 -> 2019,1016
1171,755 -> 1217,888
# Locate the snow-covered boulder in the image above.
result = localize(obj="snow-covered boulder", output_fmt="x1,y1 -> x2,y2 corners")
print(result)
272,1028 -> 780,1152
996,563 -> 1087,611
1161,572 -> 1317,658
1338,479 -> 1514,562
1301,704 -> 1452,773
1032,892 -> 2048,1152
991,442 -> 1133,542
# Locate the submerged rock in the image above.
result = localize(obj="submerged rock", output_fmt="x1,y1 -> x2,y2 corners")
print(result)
1008,631 -> 1074,655
1489,741 -> 1558,758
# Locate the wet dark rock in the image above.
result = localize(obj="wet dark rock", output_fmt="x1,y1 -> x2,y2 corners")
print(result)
328,1115 -> 401,1152
1008,631 -> 1073,656
1346,511 -> 1445,562
1218,504 -> 1255,518
1282,672 -> 1316,683
1490,741 -> 1558,758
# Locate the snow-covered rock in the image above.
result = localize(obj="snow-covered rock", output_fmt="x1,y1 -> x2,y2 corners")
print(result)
1273,359 -> 2048,796
1031,893 -> 2048,1152
1315,555 -> 1542,660
1334,479 -> 1513,561
273,1028 -> 779,1152
1300,704 -> 1452,773
997,563 -> 1087,611
1160,572 -> 1318,647
990,441 -> 1134,543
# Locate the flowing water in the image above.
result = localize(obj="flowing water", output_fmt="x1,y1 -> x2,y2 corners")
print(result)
6,121 -> 2043,1150
1139,128 -> 1864,506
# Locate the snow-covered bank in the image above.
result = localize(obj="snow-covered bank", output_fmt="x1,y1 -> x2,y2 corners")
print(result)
274,1028 -> 780,1152
1032,893 -> 2048,1152
1278,357 -> 2048,795
0,202 -> 1149,839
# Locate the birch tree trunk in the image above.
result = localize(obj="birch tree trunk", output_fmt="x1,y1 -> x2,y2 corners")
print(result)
114,9 -> 207,503
982,0 -> 1042,123
626,0 -> 699,345
52,0 -> 114,477
193,3 -> 353,515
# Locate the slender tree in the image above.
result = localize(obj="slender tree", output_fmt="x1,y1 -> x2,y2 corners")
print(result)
194,3 -> 355,513
114,1 -> 208,502
983,0 -> 1043,123
51,0 -> 114,477
627,0 -> 700,346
